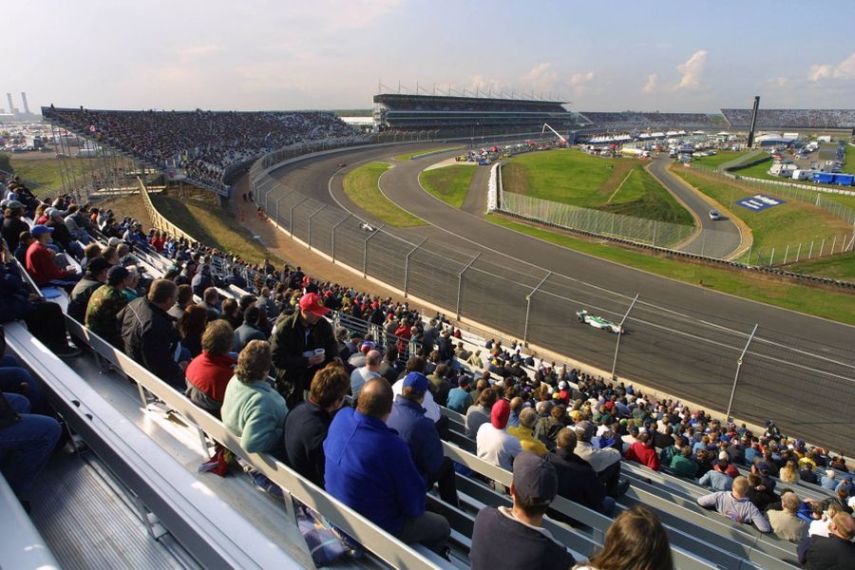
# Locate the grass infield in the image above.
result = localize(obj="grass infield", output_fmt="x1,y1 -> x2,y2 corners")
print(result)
5,154 -> 102,199
503,149 -> 693,224
419,164 -> 476,208
151,193 -> 277,265
342,162 -> 424,227
673,168 -> 853,263
486,213 -> 855,325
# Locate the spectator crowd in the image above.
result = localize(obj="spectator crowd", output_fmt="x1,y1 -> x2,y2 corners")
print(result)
43,106 -> 358,192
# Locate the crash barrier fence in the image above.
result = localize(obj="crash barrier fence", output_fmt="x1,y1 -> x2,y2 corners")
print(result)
486,162 -> 499,213
138,177 -> 197,244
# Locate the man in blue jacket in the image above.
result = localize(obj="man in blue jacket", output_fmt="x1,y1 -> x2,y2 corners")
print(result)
387,372 -> 459,506
324,377 -> 450,554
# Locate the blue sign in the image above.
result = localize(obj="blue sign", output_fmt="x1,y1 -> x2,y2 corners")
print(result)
736,194 -> 785,212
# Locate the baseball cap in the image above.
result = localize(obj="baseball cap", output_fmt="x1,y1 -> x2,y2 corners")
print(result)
298,292 -> 330,317
512,452 -> 558,505
86,257 -> 111,276
574,420 -> 595,442
31,225 -> 54,237
107,265 -> 130,286
4,200 -> 24,211
558,381 -> 568,390
360,340 -> 376,353
718,451 -> 730,461
402,372 -> 429,393
491,399 -> 511,429
107,237 -> 122,247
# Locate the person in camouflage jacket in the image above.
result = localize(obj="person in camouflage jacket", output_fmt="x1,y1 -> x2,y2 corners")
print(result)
85,266 -> 131,348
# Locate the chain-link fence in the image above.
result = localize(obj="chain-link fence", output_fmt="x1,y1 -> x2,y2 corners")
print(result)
498,190 -> 696,248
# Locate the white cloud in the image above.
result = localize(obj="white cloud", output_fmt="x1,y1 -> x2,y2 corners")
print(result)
640,50 -> 706,94
674,50 -> 707,90
642,73 -> 658,94
808,52 -> 855,81
809,64 -> 834,81
521,62 -> 559,92
569,71 -> 594,86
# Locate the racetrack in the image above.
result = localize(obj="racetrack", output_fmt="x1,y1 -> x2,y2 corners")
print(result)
647,158 -> 743,259
264,144 -> 855,455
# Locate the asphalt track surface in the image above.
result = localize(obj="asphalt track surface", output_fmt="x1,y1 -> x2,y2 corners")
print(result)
266,144 -> 855,455
647,158 -> 743,259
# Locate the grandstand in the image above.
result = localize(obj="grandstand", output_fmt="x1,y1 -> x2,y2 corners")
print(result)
578,111 -> 726,131
42,106 -> 358,195
3,151 -> 854,568
721,108 -> 855,133
372,94 -> 589,138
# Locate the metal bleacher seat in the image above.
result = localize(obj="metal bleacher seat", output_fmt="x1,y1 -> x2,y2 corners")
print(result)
0,473 -> 60,570
5,321 -> 310,569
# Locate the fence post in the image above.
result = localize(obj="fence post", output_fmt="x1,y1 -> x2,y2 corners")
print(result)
289,196 -> 310,238
330,214 -> 352,263
610,294 -> 639,380
769,247 -> 775,266
363,225 -> 385,278
306,205 -> 326,250
819,238 -> 826,257
808,241 -> 814,259
795,243 -> 802,263
725,324 -> 759,422
403,238 -> 428,298
523,272 -> 551,345
831,235 -> 837,255
783,244 -> 789,265
455,253 -> 481,321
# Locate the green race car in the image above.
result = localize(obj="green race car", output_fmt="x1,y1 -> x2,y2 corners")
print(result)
576,309 -> 624,334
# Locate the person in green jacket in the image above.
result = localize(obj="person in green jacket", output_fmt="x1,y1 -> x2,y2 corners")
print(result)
670,445 -> 699,479
84,266 -> 131,348
221,340 -> 288,459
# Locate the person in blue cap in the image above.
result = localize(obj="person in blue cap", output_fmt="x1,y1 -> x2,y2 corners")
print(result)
387,371 -> 459,506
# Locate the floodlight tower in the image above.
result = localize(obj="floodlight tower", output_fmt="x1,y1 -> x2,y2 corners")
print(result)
747,96 -> 760,148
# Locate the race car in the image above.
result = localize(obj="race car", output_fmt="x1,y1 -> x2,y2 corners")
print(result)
337,162 -> 347,168
576,309 -> 624,334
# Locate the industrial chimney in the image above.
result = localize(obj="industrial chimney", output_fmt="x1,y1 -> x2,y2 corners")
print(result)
6,93 -> 15,115
20,92 -> 30,114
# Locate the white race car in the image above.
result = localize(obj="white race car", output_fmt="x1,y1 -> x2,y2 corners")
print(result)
576,309 -> 624,334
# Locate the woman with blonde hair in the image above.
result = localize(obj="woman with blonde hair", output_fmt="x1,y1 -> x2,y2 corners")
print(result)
575,505 -> 673,570
779,460 -> 799,485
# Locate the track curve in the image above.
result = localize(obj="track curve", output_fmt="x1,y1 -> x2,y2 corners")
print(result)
647,157 -> 743,259
265,144 -> 855,455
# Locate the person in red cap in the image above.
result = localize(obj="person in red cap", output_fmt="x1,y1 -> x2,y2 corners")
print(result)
270,292 -> 339,409
476,399 -> 523,470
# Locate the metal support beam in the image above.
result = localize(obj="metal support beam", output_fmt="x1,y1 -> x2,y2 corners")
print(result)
403,238 -> 428,297
330,214 -> 353,263
289,196 -> 310,238
363,225 -> 385,278
455,253 -> 481,320
725,324 -> 759,422
523,272 -> 551,345
306,205 -> 326,249
610,293 -> 639,380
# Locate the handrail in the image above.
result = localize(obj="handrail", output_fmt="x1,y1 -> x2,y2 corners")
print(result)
63,317 -> 443,570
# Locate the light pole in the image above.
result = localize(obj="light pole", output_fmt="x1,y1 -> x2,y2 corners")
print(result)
725,324 -> 759,422
610,294 -> 640,380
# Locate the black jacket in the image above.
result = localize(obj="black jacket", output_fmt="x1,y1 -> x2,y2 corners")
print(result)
798,534 -> 855,569
269,312 -> 337,400
470,507 -> 575,570
284,400 -> 333,488
68,277 -> 102,322
118,297 -> 184,388
547,447 -> 607,513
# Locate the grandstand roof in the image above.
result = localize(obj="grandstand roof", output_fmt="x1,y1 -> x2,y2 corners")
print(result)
374,93 -> 568,108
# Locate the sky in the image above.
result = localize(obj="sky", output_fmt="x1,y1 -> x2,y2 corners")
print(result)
6,0 -> 855,113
